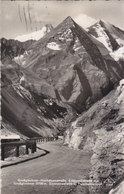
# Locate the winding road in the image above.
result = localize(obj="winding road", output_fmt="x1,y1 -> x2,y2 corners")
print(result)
1,140 -> 92,194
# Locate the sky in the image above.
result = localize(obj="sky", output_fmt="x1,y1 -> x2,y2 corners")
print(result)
1,1 -> 124,39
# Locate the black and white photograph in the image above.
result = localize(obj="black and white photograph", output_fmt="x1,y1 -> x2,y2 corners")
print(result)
1,1 -> 124,194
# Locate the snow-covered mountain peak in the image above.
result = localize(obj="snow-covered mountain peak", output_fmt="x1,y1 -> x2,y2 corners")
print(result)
88,21 -> 113,51
88,19 -> 124,60
15,24 -> 53,42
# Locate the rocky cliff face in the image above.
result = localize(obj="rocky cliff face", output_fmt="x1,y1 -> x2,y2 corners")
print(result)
64,79 -> 124,190
1,16 -> 124,139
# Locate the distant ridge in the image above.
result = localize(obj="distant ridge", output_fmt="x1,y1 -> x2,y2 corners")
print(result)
15,24 -> 53,42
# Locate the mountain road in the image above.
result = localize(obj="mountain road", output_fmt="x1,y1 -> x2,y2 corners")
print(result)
1,140 -> 92,194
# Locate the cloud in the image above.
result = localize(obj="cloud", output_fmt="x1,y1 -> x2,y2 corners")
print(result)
74,14 -> 97,30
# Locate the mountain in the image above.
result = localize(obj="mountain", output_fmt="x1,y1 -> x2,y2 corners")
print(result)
1,62 -> 68,138
88,20 -> 124,61
15,24 -> 53,42
1,16 -> 124,194
1,25 -> 53,65
1,16 -> 124,139
22,16 -> 123,112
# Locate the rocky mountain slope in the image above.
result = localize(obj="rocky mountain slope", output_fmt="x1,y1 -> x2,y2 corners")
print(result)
1,61 -> 68,138
1,37 -> 35,63
1,16 -> 124,139
18,17 -> 123,112
64,79 -> 124,191
88,20 -> 124,62
1,25 -> 53,65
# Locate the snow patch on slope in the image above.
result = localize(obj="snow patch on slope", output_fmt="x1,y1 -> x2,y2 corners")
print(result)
13,50 -> 32,66
110,46 -> 124,61
14,54 -> 25,65
20,75 -> 25,84
47,42 -> 61,50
